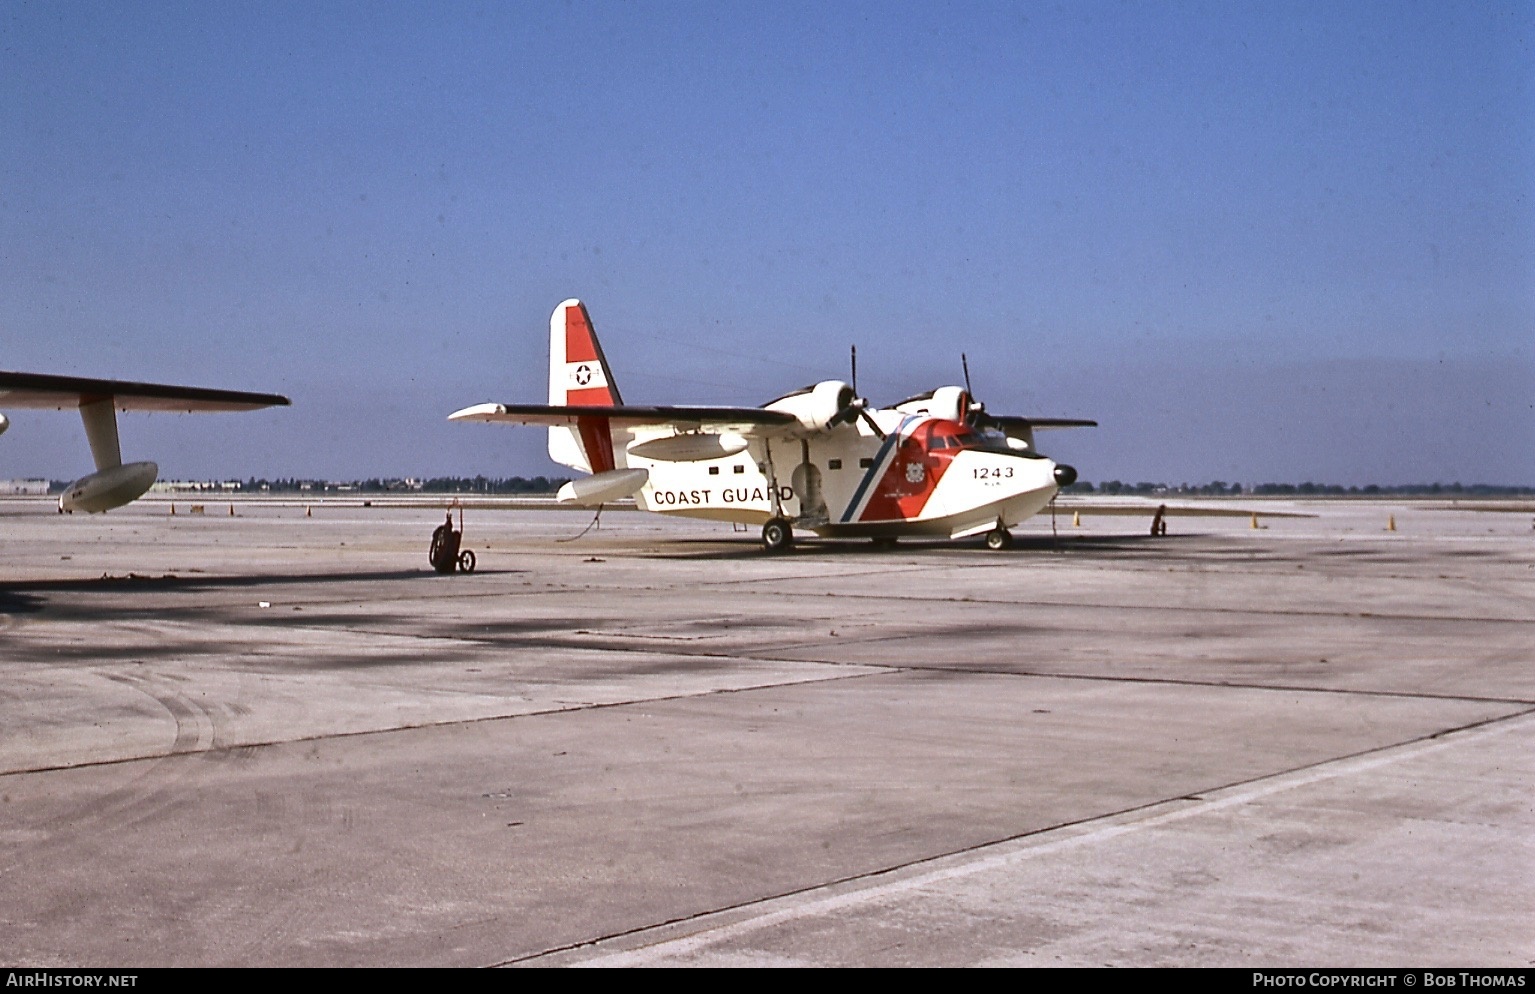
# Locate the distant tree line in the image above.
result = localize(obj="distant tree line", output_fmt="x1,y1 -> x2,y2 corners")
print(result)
1062,481 -> 1535,497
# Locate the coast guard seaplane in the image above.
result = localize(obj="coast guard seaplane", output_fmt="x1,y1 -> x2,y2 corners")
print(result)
0,370 -> 289,512
450,299 -> 1094,551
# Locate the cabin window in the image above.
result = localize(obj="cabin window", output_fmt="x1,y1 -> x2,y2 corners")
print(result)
708,466 -> 720,475
735,465 -> 746,474
828,459 -> 842,470
859,457 -> 873,468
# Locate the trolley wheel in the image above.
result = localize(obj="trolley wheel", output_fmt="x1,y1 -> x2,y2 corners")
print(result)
457,549 -> 477,573
761,517 -> 793,552
984,528 -> 1013,551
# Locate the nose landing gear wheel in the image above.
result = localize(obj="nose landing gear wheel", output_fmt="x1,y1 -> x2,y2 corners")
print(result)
761,517 -> 793,552
457,549 -> 476,573
985,528 -> 1013,551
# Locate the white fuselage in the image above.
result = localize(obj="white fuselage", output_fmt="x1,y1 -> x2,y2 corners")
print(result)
618,410 -> 1061,540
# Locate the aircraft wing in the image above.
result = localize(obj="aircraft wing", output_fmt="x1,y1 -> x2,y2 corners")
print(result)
0,371 -> 290,412
987,415 -> 1098,431
449,402 -> 800,435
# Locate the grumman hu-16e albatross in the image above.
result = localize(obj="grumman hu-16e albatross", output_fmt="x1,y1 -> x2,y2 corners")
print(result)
450,300 -> 1095,551
0,371 -> 289,512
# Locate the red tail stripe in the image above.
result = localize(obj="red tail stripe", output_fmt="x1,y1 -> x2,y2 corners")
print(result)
566,386 -> 615,405
565,305 -> 601,363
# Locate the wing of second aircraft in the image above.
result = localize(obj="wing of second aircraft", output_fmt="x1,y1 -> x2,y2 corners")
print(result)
0,370 -> 289,513
0,371 -> 290,412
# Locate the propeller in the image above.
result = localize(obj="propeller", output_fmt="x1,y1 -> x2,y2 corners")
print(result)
960,352 -> 998,432
834,345 -> 885,439
962,350 -> 1087,489
831,395 -> 885,440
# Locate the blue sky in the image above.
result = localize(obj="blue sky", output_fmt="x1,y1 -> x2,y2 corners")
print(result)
3,1 -> 1531,485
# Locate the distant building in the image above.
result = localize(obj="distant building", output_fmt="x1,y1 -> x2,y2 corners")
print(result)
149,480 -> 241,493
0,479 -> 51,495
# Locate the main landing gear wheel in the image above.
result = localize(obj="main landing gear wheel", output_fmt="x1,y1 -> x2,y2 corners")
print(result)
761,517 -> 794,553
985,528 -> 1013,551
457,549 -> 477,573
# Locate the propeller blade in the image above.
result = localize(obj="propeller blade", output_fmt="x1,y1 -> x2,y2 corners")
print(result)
858,406 -> 886,440
829,396 -> 886,439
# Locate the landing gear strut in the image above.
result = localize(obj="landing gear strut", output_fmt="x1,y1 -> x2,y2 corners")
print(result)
984,527 -> 1013,551
761,517 -> 793,552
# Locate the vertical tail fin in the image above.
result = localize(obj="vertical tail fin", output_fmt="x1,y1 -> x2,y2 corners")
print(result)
546,299 -> 621,474
548,298 -> 622,406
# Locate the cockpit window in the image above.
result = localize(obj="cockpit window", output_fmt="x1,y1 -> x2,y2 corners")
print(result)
947,428 -> 1048,457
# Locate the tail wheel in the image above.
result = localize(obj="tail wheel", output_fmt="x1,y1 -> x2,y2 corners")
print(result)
985,528 -> 1013,551
761,517 -> 793,552
458,549 -> 477,573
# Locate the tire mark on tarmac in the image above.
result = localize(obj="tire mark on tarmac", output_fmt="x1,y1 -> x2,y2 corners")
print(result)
0,672 -> 233,876
0,663 -> 886,776
106,671 -> 218,754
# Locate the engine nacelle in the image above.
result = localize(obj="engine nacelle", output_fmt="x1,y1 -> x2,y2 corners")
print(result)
59,461 -> 158,514
764,380 -> 856,432
894,386 -> 973,423
0,412 -> 9,436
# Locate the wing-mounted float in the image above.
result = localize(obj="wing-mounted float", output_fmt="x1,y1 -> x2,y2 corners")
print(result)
0,371 -> 289,512
451,299 -> 1095,551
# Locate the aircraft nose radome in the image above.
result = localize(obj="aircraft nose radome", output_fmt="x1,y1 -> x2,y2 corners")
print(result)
1053,463 -> 1078,487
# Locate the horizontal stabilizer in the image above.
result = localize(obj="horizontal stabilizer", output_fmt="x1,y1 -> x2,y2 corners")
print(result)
557,468 -> 650,506
0,371 -> 290,412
